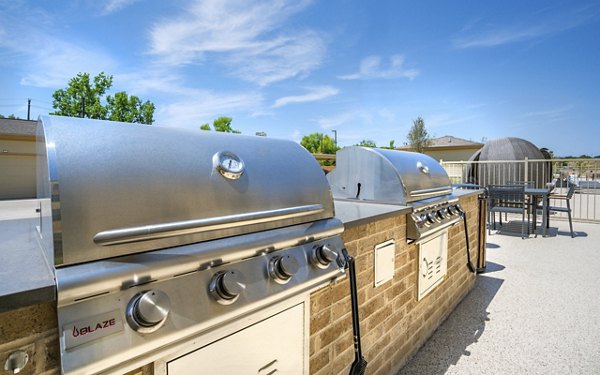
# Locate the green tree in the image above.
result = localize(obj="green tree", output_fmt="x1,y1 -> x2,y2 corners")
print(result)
300,133 -> 338,154
51,72 -> 155,124
540,148 -> 554,160
200,117 -> 241,133
0,114 -> 19,119
380,140 -> 395,150
356,139 -> 376,148
301,132 -> 338,167
407,117 -> 431,153
213,116 -> 240,133
51,72 -> 112,119
106,92 -> 154,124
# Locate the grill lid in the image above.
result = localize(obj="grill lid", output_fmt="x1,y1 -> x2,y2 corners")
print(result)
326,146 -> 452,204
37,116 -> 334,266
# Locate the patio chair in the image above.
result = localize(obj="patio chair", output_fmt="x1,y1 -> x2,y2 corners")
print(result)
539,185 -> 576,238
487,184 -> 529,239
503,181 -> 536,221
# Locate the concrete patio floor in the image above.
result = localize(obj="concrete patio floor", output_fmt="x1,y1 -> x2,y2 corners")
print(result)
397,219 -> 600,375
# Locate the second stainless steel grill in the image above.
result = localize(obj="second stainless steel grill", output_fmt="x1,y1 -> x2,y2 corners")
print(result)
327,146 -> 463,242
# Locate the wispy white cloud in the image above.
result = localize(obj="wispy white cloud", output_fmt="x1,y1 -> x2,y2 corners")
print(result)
0,1 -> 267,126
149,0 -> 325,85
338,54 -> 419,80
273,86 -> 338,108
20,40 -> 117,88
102,0 -> 140,15
157,89 -> 265,129
453,5 -> 597,48
0,5 -> 116,88
425,112 -> 480,129
116,69 -> 267,128
317,110 -> 359,129
522,105 -> 574,122
453,25 -> 553,48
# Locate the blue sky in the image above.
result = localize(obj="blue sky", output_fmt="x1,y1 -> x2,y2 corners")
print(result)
1,0 -> 599,156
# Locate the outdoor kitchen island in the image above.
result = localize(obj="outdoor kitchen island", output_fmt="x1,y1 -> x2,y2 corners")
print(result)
309,187 -> 483,375
0,121 -> 485,375
0,189 -> 483,375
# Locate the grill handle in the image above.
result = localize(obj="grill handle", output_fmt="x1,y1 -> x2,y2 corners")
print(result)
94,204 -> 324,246
409,186 -> 452,198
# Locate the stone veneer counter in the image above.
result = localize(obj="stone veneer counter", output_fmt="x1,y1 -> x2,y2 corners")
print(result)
0,200 -> 55,313
309,189 -> 484,375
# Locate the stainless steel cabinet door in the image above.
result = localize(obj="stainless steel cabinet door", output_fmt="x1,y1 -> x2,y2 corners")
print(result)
167,303 -> 305,374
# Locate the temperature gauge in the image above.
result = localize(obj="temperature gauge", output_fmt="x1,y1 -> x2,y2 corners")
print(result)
213,151 -> 245,180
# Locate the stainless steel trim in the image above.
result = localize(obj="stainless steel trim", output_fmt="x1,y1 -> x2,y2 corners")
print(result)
93,204 -> 325,246
410,186 -> 453,197
413,219 -> 460,244
57,218 -> 344,306
43,121 -> 65,264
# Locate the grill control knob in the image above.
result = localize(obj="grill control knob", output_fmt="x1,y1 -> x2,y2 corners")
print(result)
426,212 -> 437,224
447,206 -> 455,216
414,215 -> 425,228
209,270 -> 246,305
454,204 -> 464,214
312,245 -> 338,268
126,290 -> 170,333
437,208 -> 448,220
269,254 -> 300,283
419,213 -> 430,226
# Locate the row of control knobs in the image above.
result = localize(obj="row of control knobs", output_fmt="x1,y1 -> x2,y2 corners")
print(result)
125,245 -> 339,333
416,203 -> 463,228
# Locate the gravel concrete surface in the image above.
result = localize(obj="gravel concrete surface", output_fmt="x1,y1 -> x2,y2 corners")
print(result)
396,220 -> 600,375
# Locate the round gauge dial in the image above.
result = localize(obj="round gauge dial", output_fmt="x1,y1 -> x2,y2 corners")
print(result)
213,151 -> 245,180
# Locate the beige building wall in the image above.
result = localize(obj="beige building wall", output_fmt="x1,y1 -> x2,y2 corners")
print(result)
0,137 -> 36,200
426,148 -> 480,162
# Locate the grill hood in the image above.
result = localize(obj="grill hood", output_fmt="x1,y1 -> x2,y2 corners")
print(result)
37,116 -> 334,267
326,146 -> 452,204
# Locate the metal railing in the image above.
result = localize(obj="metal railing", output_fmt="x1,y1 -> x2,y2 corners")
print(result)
441,158 -> 600,222
312,153 -> 600,222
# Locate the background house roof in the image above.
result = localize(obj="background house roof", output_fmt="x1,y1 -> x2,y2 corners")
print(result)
0,118 -> 37,138
399,135 -> 483,150
428,135 -> 483,148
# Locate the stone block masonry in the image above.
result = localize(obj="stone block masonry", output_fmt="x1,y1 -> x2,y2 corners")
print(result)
309,195 -> 480,375
0,302 -> 59,375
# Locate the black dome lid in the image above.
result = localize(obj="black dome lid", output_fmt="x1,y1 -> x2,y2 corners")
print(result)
470,137 -> 545,161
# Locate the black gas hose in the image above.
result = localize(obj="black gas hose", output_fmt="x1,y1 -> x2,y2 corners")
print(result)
341,248 -> 367,375
461,210 -> 476,274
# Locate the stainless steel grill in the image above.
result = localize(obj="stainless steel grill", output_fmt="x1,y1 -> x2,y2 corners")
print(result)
36,116 -> 346,374
327,146 -> 463,242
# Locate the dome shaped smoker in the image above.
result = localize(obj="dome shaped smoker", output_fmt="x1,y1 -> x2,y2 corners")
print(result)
466,137 -> 552,187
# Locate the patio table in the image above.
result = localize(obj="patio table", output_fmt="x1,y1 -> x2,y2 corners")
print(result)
525,187 -> 552,237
